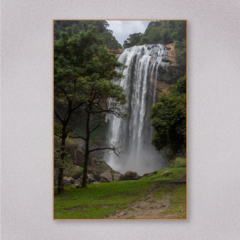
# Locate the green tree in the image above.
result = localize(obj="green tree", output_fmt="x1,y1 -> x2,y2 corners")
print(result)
54,20 -> 122,49
54,26 -> 127,192
123,33 -> 142,48
150,76 -> 186,160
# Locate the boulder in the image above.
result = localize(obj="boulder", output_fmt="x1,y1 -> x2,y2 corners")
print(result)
63,176 -> 75,186
100,172 -> 121,182
79,173 -> 99,184
125,171 -> 141,180
92,170 -> 101,181
100,172 -> 113,182
74,178 -> 82,185
119,174 -> 126,181
112,173 -> 121,182
86,178 -> 92,184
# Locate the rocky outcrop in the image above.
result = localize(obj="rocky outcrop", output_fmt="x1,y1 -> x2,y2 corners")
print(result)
149,43 -> 185,97
165,43 -> 177,66
100,172 -> 121,182
109,49 -> 124,59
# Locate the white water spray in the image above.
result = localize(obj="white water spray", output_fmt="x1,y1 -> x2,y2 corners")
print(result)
105,44 -> 169,175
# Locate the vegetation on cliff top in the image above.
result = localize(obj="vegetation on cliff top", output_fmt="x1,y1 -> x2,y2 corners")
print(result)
123,20 -> 186,65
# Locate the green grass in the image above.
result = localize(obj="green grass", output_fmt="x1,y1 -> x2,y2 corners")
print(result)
54,167 -> 186,219
153,185 -> 172,200
162,183 -> 186,219
54,180 -> 152,219
140,167 -> 186,181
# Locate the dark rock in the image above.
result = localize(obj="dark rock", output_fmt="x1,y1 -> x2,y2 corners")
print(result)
125,171 -> 141,180
119,174 -> 126,181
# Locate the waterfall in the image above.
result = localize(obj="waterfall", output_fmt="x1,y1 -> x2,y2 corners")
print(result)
105,44 -> 169,175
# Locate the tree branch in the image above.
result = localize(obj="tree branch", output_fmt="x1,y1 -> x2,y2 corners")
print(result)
54,110 -> 63,123
68,134 -> 86,141
89,146 -> 120,156
70,101 -> 86,113
90,123 -> 100,134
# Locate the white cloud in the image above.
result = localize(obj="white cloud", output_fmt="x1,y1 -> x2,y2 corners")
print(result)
107,21 -> 150,47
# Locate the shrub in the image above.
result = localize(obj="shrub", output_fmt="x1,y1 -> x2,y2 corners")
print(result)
65,166 -> 84,179
169,158 -> 186,168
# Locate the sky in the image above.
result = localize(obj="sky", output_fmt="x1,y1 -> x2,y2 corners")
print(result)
107,21 -> 150,46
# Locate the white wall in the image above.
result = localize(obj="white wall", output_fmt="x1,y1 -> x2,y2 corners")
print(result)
1,0 -> 240,239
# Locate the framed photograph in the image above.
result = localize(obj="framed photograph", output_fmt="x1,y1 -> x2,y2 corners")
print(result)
53,19 -> 187,220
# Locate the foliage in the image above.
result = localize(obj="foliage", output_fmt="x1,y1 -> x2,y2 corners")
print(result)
54,20 -> 122,49
169,158 -> 186,168
123,20 -> 186,65
174,39 -> 186,65
54,147 -> 73,171
123,33 -> 143,48
65,166 -> 84,179
150,76 -> 186,160
54,25 -> 127,190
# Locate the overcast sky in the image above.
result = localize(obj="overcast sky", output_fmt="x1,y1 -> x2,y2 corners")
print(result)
107,21 -> 150,46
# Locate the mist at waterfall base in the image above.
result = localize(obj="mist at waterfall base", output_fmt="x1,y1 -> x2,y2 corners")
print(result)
104,44 -> 169,176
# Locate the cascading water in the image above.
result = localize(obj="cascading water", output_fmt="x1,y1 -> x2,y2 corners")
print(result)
105,44 -> 169,175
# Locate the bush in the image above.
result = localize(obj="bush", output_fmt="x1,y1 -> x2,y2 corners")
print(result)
65,166 -> 84,179
169,158 -> 186,168
72,167 -> 84,179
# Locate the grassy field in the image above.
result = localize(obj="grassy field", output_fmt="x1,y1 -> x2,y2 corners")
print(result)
54,167 -> 186,219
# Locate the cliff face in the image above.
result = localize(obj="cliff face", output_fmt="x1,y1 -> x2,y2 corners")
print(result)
165,43 -> 177,66
155,43 -> 177,96
109,49 -> 124,58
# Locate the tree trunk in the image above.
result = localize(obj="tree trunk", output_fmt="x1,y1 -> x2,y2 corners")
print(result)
81,149 -> 89,188
81,111 -> 90,188
58,168 -> 64,194
57,126 -> 66,194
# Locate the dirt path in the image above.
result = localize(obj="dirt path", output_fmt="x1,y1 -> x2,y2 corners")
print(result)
105,182 -> 179,219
